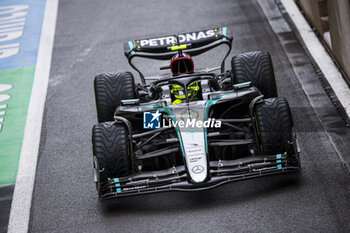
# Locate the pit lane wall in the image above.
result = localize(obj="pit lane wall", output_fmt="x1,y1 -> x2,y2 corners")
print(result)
296,0 -> 350,84
0,1 -> 47,232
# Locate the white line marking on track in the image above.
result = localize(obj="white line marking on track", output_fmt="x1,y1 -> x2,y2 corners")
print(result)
280,0 -> 350,119
7,0 -> 59,232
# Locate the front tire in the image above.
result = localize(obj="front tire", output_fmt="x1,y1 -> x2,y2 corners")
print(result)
92,122 -> 131,195
254,98 -> 294,157
94,72 -> 136,122
232,51 -> 277,98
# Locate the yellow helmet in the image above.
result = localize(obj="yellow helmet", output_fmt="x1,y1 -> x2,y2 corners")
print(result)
170,81 -> 200,105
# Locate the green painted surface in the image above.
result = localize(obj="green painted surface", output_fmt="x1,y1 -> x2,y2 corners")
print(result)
0,66 -> 35,185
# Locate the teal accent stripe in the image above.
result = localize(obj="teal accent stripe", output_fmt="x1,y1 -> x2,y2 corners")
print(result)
234,81 -> 251,87
276,160 -> 282,164
222,27 -> 227,40
116,188 -> 121,193
121,99 -> 138,102
277,164 -> 282,170
113,178 -> 120,187
128,41 -> 135,54
276,154 -> 282,159
138,104 -> 158,108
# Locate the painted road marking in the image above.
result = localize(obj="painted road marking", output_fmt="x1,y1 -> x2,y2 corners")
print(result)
0,0 -> 46,186
0,44 -> 20,59
0,84 -> 12,132
0,0 -> 58,232
7,0 -> 58,231
0,5 -> 28,64
0,2 -> 45,70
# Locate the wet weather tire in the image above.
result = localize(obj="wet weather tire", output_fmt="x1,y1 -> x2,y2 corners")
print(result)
254,98 -> 294,156
232,51 -> 277,98
92,122 -> 131,192
94,72 -> 136,122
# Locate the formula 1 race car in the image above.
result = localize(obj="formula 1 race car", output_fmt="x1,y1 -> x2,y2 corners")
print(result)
92,27 -> 301,200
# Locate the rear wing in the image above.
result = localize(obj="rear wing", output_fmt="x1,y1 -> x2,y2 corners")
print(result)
124,27 -> 232,84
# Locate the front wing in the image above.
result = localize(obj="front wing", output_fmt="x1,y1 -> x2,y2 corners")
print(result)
99,153 -> 300,200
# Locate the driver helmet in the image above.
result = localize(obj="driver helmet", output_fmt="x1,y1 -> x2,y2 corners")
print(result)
170,53 -> 194,76
170,81 -> 200,105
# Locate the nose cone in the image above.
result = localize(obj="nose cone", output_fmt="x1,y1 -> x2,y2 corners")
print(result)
171,102 -> 208,184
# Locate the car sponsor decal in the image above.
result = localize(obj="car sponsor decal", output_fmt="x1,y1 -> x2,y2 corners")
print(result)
138,29 -> 216,47
126,27 -> 228,53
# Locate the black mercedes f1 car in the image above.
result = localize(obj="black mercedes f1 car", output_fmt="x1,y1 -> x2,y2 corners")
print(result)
92,27 -> 301,200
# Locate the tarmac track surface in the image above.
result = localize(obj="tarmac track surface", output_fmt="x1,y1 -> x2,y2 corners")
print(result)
29,0 -> 350,232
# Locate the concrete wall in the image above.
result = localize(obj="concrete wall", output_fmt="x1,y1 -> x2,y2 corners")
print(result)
296,0 -> 350,82
327,0 -> 350,81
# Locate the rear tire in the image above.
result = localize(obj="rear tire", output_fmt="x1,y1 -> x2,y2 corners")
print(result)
254,98 -> 294,156
232,51 -> 277,98
94,72 -> 136,122
92,122 -> 131,194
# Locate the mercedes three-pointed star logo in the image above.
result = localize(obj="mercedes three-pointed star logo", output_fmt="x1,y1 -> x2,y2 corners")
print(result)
191,165 -> 204,174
